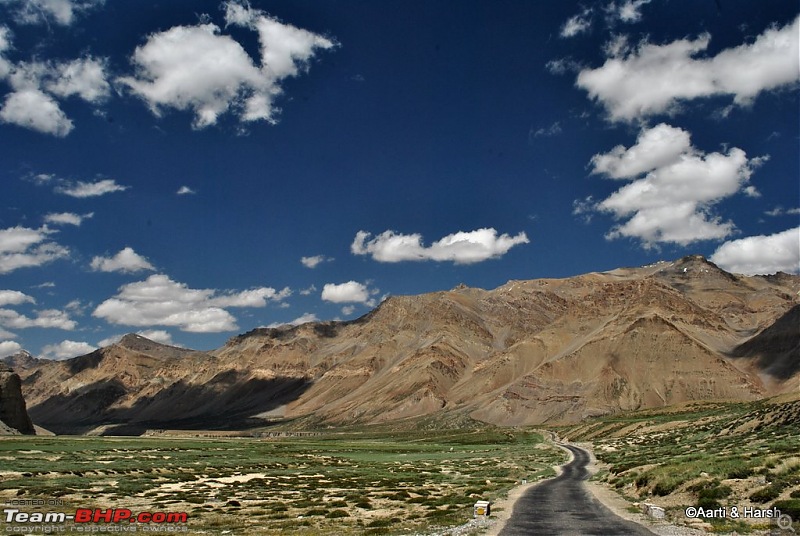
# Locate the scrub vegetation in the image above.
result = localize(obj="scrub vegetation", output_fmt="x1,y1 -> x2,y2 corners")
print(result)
559,395 -> 800,532
0,427 -> 564,535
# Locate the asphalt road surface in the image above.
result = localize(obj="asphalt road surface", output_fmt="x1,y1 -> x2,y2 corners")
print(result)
500,443 -> 655,535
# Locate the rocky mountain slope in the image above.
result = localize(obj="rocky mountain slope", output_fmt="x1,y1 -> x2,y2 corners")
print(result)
0,363 -> 35,434
16,256 -> 800,434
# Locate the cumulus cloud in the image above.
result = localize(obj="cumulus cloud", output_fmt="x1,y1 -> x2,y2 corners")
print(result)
54,178 -> 128,197
587,124 -> 764,247
300,255 -> 332,269
93,274 -> 290,333
590,123 -> 692,179
1,0 -> 105,26
118,1 -> 335,128
0,308 -> 76,330
710,227 -> 800,275
0,290 -> 35,307
40,340 -> 96,360
0,44 -> 110,135
45,57 -> 110,102
176,186 -> 196,195
44,212 -> 93,226
0,225 -> 69,274
576,16 -> 800,122
0,89 -> 73,136
352,228 -> 529,264
0,340 -> 22,358
90,247 -> 155,274
135,329 -> 176,345
321,281 -> 374,304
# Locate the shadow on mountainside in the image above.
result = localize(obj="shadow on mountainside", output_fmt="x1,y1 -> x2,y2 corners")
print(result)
729,304 -> 800,381
28,371 -> 311,435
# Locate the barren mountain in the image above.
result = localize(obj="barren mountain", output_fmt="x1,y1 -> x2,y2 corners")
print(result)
0,363 -> 35,434
18,256 -> 800,434
1,350 -> 43,371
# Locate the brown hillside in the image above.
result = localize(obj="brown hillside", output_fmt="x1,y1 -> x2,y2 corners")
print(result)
18,256 -> 800,434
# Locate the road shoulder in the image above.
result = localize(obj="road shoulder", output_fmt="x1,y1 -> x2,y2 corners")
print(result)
577,442 -> 708,536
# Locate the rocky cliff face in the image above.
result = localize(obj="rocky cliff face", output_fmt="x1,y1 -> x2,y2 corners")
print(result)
0,364 -> 35,435
16,256 -> 800,434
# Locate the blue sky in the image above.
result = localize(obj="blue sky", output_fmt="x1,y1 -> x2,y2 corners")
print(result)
0,0 -> 798,358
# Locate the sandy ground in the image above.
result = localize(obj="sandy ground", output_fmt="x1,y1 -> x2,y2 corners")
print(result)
480,480 -> 539,536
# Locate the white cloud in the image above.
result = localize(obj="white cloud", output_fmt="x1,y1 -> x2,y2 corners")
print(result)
588,124 -> 763,246
266,312 -> 318,328
0,308 -> 76,330
54,178 -> 128,197
765,206 -> 800,217
118,2 -> 335,128
0,225 -> 69,274
576,16 -> 800,122
135,329 -> 175,345
40,340 -> 96,360
211,286 -> 291,307
590,123 -> 692,179
341,305 -> 355,316
176,186 -> 196,195
44,212 -> 93,226
45,57 -> 110,103
352,228 -> 529,264
90,247 -> 155,274
606,0 -> 651,24
301,255 -> 332,268
321,281 -> 373,304
93,274 -> 289,333
0,340 -> 22,358
710,227 -> 800,275
1,0 -> 105,26
0,43 -> 109,135
0,88 -> 73,136
299,284 -> 316,296
0,290 -> 35,307
96,334 -> 121,347
742,185 -> 761,198
0,328 -> 16,339
560,7 -> 593,38
531,121 -> 562,139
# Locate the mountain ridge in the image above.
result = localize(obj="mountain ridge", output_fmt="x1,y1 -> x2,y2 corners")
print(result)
14,256 -> 800,434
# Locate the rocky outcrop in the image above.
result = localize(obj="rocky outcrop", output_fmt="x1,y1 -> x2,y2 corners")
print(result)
0,364 -> 35,435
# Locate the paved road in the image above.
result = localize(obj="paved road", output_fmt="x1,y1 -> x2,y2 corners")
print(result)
500,443 -> 655,535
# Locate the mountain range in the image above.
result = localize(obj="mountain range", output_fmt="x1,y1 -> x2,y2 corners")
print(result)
5,256 -> 799,435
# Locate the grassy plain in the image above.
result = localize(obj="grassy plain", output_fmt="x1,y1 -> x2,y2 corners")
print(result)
0,427 -> 564,535
559,395 -> 800,533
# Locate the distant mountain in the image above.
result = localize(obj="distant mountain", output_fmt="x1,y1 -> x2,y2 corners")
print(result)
17,256 -> 800,435
1,350 -> 43,371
